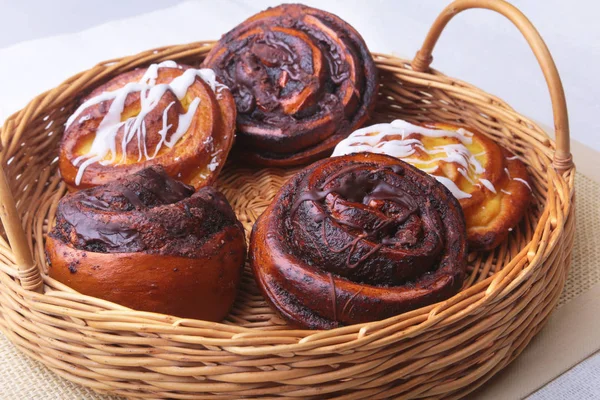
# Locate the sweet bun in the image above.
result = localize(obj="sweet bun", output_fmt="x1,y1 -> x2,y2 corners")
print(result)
250,153 -> 467,329
59,61 -> 236,190
332,119 -> 533,250
46,166 -> 246,321
203,4 -> 378,166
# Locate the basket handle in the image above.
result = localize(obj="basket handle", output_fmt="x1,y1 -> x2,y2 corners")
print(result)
411,0 -> 573,172
0,167 -> 43,292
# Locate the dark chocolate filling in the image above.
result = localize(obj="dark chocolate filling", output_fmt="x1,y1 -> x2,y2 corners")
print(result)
203,4 -> 378,162
49,166 -> 241,258
284,158 -> 457,287
250,154 -> 468,329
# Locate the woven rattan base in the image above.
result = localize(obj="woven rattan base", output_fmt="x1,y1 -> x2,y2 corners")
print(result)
3,170 -> 597,398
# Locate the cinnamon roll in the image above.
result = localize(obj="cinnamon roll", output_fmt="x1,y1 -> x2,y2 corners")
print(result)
332,120 -> 533,250
203,4 -> 378,166
46,166 -> 246,321
250,153 -> 467,329
59,61 -> 236,190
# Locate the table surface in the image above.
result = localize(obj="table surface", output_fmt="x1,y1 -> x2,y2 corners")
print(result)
0,1 -> 598,398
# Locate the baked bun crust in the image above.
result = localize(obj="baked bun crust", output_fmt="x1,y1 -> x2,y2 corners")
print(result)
203,4 -> 378,166
250,153 -> 467,329
46,166 -> 246,321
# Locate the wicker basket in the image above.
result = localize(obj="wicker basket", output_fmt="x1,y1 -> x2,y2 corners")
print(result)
0,1 -> 575,398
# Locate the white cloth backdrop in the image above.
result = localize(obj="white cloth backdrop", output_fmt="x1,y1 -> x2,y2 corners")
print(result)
0,1 -> 598,398
1,0 -> 599,151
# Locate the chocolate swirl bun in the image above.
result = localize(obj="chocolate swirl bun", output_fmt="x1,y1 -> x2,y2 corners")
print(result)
46,166 -> 246,321
250,153 -> 467,329
203,4 -> 379,166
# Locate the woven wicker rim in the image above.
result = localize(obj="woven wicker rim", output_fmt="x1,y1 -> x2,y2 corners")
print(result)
0,1 -> 575,398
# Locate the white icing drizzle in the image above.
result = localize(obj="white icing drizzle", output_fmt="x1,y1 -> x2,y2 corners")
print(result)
433,176 -> 471,200
504,167 -> 532,192
78,115 -> 92,124
458,167 -> 475,185
513,178 -> 532,191
501,189 -> 512,195
66,61 -> 228,186
332,120 -> 474,154
208,149 -> 223,172
506,155 -> 520,160
479,178 -> 497,194
332,119 -> 498,199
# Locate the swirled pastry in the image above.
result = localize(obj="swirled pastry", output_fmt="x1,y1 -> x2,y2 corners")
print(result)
250,153 -> 467,329
332,119 -> 533,250
59,61 -> 236,190
203,4 -> 378,166
46,166 -> 246,321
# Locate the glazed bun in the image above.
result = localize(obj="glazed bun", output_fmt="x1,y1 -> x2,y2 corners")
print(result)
333,120 -> 533,250
59,61 -> 236,190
